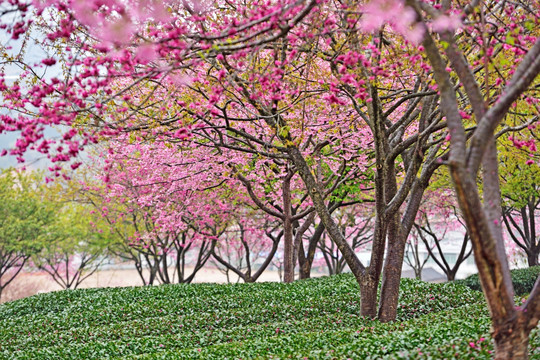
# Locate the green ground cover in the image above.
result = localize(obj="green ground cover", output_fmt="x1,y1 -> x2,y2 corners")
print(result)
1,274 -> 538,359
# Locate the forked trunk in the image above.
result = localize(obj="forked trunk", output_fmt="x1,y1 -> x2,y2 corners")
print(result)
297,222 -> 325,280
378,177 -> 428,321
299,261 -> 312,279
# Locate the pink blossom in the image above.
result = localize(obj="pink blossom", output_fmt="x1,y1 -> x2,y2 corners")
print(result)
42,58 -> 56,66
360,0 -> 424,43
135,44 -> 158,64
432,13 -> 462,32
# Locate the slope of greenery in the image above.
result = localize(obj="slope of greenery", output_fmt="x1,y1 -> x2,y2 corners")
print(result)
0,274 -> 538,359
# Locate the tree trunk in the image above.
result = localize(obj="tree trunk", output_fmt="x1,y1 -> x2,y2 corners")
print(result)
298,240 -> 310,279
362,153 -> 389,318
482,140 -> 514,296
493,321 -> 529,360
528,252 -> 539,267
378,177 -> 429,321
146,254 -> 158,285
160,255 -> 171,284
360,276 -> 379,318
299,261 -> 312,279
283,173 -> 295,283
378,230 -> 406,322
134,259 -> 147,286
377,155 -> 402,322
298,222 -> 325,279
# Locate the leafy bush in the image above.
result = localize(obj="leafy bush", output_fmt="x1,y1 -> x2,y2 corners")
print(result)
0,274 -> 536,359
457,266 -> 540,295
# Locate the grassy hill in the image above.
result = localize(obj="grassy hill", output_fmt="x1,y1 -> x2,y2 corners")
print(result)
0,274 -> 538,359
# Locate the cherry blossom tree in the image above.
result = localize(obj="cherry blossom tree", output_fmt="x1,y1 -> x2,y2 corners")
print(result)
32,203 -> 111,289
414,214 -> 473,281
0,0 -> 319,167
211,212 -> 283,283
0,1 -> 539,357
503,200 -> 540,267
95,139 -> 238,284
317,206 -> 373,275
160,13 -> 444,320
403,0 -> 539,357
500,146 -> 540,267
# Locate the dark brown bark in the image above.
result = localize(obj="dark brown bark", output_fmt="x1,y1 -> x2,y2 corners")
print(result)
378,213 -> 405,322
378,142 -> 434,320
376,139 -> 401,320
360,277 -> 379,317
298,221 -> 325,279
377,175 -> 438,320
282,171 -> 295,283
493,315 -> 530,360
363,84 -> 391,319
293,213 -> 313,274
159,252 -> 171,284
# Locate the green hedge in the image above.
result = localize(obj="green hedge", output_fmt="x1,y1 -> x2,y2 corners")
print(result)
457,266 -> 540,295
0,274 -> 537,359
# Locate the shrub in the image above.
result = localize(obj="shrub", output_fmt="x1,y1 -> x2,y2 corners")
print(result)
457,266 -> 540,295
